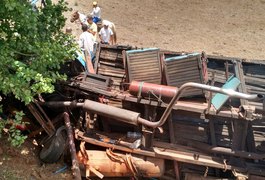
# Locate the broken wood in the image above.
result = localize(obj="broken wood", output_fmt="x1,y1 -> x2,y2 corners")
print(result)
27,102 -> 55,136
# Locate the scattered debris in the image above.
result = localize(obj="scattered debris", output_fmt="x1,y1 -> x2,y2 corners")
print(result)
53,164 -> 68,175
16,44 -> 265,179
21,147 -> 30,155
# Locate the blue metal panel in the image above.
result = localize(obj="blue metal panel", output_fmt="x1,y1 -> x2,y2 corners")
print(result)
126,48 -> 159,54
165,52 -> 200,62
211,76 -> 241,111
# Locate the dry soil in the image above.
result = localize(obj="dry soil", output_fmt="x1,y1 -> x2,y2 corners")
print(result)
65,0 -> 265,60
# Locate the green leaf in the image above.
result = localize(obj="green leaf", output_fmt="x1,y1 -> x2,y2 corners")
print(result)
0,0 -> 76,104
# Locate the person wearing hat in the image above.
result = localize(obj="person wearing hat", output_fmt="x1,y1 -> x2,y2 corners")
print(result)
86,15 -> 97,42
90,1 -> 101,23
99,20 -> 114,45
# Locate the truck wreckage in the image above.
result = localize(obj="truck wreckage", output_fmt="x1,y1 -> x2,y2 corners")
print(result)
22,44 -> 265,179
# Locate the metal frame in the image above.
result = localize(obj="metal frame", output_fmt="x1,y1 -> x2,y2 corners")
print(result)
126,48 -> 162,84
44,82 -> 264,129
164,53 -> 204,97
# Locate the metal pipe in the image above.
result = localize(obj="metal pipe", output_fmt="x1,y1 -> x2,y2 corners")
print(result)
43,100 -> 141,126
129,81 -> 178,102
82,100 -> 140,125
77,150 -> 165,178
43,101 -> 84,108
137,82 -> 264,128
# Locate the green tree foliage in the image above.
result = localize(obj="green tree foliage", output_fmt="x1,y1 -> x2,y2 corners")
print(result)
0,0 -> 76,104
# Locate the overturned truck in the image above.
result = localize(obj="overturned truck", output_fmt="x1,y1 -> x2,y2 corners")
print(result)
35,44 -> 265,179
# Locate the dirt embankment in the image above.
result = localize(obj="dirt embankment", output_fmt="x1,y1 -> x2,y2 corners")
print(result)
65,0 -> 265,60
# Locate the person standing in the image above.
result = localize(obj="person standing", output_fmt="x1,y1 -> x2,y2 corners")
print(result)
78,24 -> 95,73
78,24 -> 94,54
87,15 -> 98,42
90,1 -> 101,23
99,20 -> 114,45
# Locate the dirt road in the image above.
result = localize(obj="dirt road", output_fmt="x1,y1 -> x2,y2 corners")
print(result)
66,0 -> 265,60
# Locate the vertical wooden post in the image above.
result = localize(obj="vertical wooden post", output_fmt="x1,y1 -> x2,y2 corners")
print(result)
64,112 -> 81,180
168,113 -> 180,180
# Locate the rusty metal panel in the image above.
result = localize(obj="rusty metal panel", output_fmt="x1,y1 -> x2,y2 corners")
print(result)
164,53 -> 204,97
95,44 -> 134,91
126,48 -> 162,84
82,73 -> 112,91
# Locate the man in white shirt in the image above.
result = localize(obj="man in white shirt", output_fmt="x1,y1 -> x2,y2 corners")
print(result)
90,1 -> 101,23
78,24 -> 95,73
99,20 -> 114,45
79,24 -> 94,54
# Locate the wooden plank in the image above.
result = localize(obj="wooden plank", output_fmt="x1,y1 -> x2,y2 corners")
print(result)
94,43 -> 101,73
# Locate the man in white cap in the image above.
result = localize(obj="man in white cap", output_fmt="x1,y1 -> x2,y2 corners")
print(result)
99,20 -> 114,45
90,1 -> 101,23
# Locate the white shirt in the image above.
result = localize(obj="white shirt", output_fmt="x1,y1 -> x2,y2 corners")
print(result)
79,12 -> 87,25
99,27 -> 113,43
78,31 -> 94,53
91,7 -> 101,18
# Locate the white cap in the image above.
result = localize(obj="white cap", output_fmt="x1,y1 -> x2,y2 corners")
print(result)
102,20 -> 109,26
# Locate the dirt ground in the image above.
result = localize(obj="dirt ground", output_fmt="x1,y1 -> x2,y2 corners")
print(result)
1,0 -> 265,179
65,0 -> 265,60
0,137 -> 72,180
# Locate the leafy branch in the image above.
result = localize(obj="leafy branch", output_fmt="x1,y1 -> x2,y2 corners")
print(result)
0,0 -> 77,104
0,0 -> 77,146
